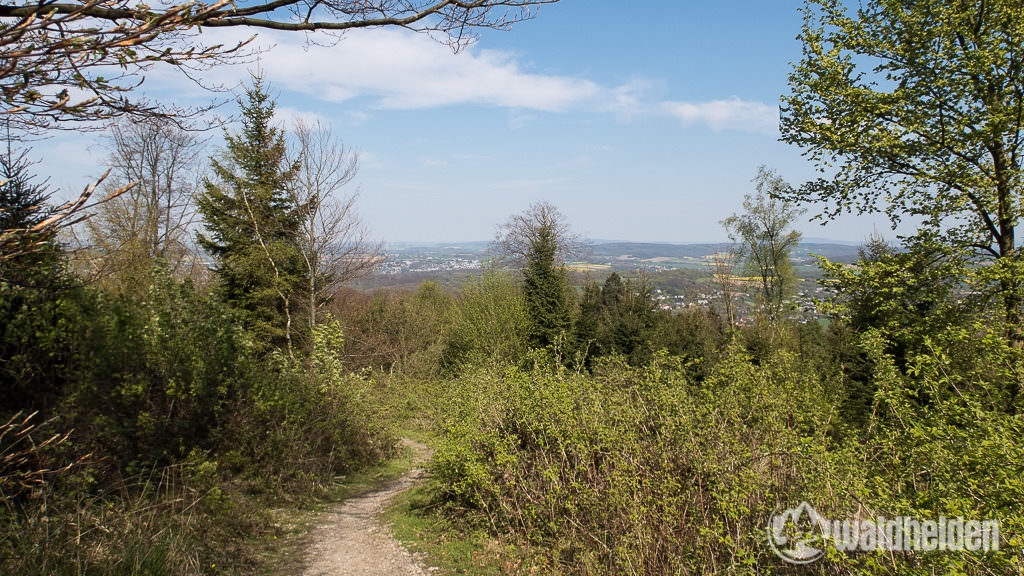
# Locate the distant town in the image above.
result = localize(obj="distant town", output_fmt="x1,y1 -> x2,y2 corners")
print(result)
354,240 -> 857,321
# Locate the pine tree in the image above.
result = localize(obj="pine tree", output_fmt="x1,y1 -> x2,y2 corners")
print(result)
0,152 -> 49,232
0,142 -> 67,411
196,76 -> 304,352
601,272 -> 624,315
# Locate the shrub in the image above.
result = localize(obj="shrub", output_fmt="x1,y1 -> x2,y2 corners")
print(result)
433,324 -> 1024,574
433,347 -> 850,574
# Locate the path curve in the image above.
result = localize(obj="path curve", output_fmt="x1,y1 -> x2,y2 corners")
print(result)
302,438 -> 433,576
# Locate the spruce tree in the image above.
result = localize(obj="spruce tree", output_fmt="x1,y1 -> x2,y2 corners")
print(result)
0,153 -> 49,233
612,276 -> 658,365
494,202 -> 579,351
575,278 -> 602,358
0,142 -> 67,411
0,144 -> 61,285
522,220 -> 572,349
601,272 -> 624,315
196,76 -> 304,351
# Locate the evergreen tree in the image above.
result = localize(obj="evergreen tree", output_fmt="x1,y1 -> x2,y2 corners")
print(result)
612,276 -> 659,365
494,202 -> 580,351
575,278 -> 603,359
601,272 -> 624,315
196,76 -> 305,351
0,142 -> 69,412
588,272 -> 661,365
522,220 -> 572,349
0,143 -> 61,285
595,272 -> 625,357
0,152 -> 49,232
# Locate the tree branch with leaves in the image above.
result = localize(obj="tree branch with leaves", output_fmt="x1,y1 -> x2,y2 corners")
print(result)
781,0 -> 1024,337
721,167 -> 804,323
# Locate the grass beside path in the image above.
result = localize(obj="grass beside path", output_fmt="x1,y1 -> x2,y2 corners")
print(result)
263,437 -> 422,575
382,467 -> 550,575
384,482 -> 508,576
268,422 -> 525,576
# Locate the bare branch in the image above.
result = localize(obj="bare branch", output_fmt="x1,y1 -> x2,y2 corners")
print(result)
0,169 -> 135,262
708,244 -> 740,328
287,118 -> 383,340
492,201 -> 587,267
83,117 -> 206,280
0,0 -> 558,134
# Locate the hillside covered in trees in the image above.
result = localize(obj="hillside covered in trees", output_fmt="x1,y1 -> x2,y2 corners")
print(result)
2,0 -> 1023,575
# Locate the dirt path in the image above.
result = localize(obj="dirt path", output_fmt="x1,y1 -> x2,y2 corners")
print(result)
302,438 -> 433,576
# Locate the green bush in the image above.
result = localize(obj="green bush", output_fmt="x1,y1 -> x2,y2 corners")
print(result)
443,267 -> 529,372
433,347 -> 849,574
227,318 -> 395,482
432,328 -> 1023,574
842,328 -> 1024,575
0,266 -> 396,574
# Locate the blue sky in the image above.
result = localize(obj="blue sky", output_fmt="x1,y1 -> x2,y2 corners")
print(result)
41,0 -> 897,244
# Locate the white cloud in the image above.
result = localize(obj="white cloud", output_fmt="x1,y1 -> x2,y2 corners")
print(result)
344,110 -> 371,125
273,106 -> 327,129
611,84 -> 643,116
356,149 -> 385,169
507,111 -> 537,130
604,80 -> 654,119
203,28 -> 601,112
661,97 -> 778,133
142,29 -> 778,136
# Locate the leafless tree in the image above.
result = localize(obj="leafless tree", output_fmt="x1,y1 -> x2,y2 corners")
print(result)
0,0 -> 559,262
288,119 -> 384,344
83,118 -> 206,281
492,201 -> 587,267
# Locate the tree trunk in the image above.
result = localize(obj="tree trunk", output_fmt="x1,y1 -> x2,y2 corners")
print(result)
993,143 -> 1022,350
993,143 -> 1021,409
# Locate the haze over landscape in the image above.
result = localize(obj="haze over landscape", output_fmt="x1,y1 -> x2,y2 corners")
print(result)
37,0 -> 897,245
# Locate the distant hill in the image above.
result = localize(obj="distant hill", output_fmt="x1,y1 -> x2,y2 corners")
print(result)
587,242 -> 720,260
584,241 -> 861,265
802,236 -> 865,246
380,240 -> 863,269
356,240 -> 864,291
384,240 -> 491,254
796,243 -> 862,263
